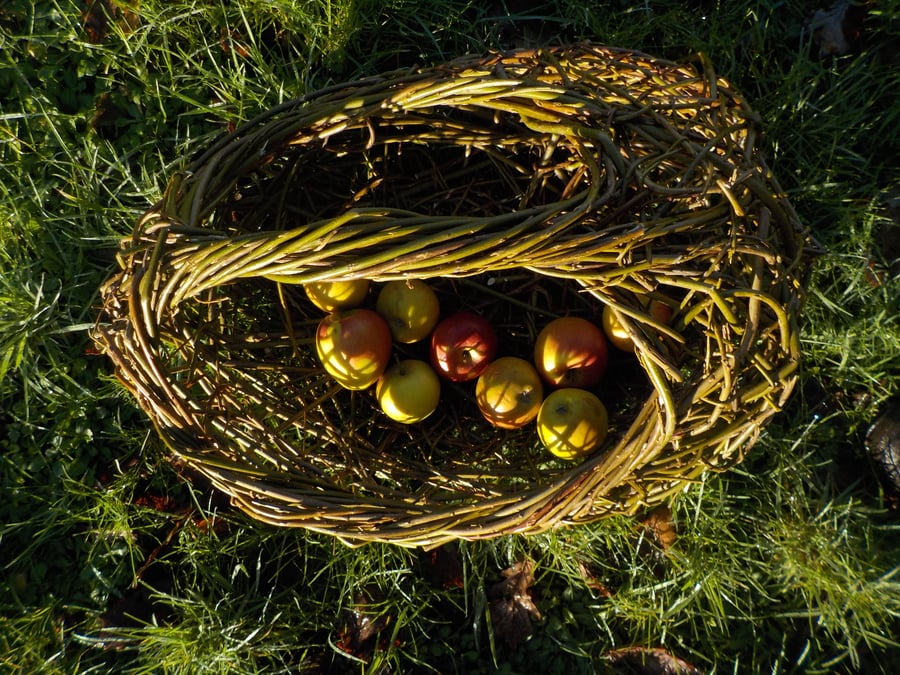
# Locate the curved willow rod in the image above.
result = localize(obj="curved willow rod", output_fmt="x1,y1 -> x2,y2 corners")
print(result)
93,44 -> 814,548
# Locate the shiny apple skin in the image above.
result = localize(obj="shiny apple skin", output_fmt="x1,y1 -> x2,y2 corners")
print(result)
602,304 -> 636,352
375,279 -> 441,344
376,359 -> 441,424
429,312 -> 498,382
304,279 -> 371,312
475,356 -> 544,429
315,309 -> 392,390
537,388 -> 609,459
602,300 -> 674,353
533,316 -> 608,388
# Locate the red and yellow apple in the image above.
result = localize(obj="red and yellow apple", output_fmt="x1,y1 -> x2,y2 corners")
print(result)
475,356 -> 544,429
602,300 -> 674,352
303,279 -> 371,312
375,279 -> 441,344
601,305 -> 635,352
430,311 -> 498,382
376,359 -> 441,424
315,309 -> 392,390
648,299 -> 674,325
533,316 -> 608,388
537,388 -> 609,460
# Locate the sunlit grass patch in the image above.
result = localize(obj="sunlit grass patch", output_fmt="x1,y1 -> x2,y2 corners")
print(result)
2,0 -> 900,672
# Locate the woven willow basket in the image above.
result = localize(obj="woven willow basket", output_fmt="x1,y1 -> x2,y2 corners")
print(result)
94,44 -> 811,548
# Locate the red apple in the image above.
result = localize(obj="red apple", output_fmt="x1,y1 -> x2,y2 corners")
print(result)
315,309 -> 392,390
429,311 -> 498,382
533,316 -> 608,388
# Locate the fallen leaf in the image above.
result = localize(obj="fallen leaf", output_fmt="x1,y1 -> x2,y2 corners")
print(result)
190,516 -> 230,537
606,646 -> 705,675
640,505 -> 677,552
489,559 -> 541,649
576,560 -> 614,597
422,543 -> 464,589
220,27 -> 251,58
133,491 -> 182,514
808,1 -> 867,56
83,0 -> 139,44
635,505 -> 677,579
866,398 -> 900,494
335,588 -> 392,661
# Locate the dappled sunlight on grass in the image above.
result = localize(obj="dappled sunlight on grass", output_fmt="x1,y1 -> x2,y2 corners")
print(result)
2,0 -> 899,672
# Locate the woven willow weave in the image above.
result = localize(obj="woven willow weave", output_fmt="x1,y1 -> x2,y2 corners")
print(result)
94,44 -> 812,547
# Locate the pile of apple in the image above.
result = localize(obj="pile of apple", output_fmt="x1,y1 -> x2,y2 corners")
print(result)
304,277 -> 670,461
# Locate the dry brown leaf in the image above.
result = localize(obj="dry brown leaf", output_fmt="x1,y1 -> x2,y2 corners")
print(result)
83,0 -> 139,44
335,589 -> 392,660
606,646 -> 705,675
640,505 -> 677,552
219,27 -> 251,59
422,543 -> 464,589
866,398 -> 900,494
576,559 -> 613,597
809,1 -> 867,56
635,505 -> 677,579
489,559 -> 542,649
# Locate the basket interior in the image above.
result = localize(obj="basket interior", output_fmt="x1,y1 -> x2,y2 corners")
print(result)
153,98 -> 713,503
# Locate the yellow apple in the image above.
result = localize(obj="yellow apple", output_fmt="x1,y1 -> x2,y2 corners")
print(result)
375,279 -> 441,344
376,359 -> 441,424
315,309 -> 392,390
304,279 -> 371,312
475,357 -> 544,429
537,388 -> 609,460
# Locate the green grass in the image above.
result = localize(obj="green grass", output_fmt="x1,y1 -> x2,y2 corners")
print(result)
2,0 -> 900,672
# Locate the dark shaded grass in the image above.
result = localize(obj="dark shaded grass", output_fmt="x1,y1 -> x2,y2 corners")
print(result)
2,1 -> 899,672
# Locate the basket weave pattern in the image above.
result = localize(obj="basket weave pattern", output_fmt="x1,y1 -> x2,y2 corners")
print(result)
94,45 -> 810,547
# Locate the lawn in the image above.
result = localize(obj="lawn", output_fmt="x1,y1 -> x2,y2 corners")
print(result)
1,1 -> 899,673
